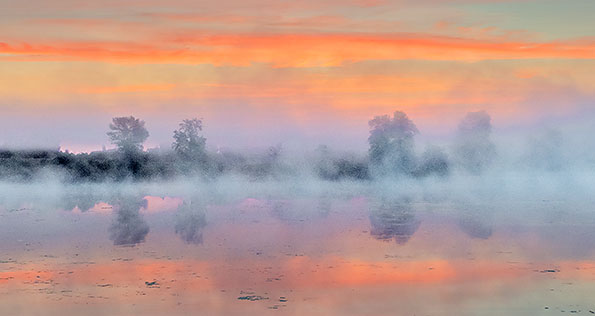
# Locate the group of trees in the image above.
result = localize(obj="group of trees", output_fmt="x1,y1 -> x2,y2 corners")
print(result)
0,110 -> 499,182
0,116 -> 210,181
367,110 -> 496,178
108,116 -> 207,161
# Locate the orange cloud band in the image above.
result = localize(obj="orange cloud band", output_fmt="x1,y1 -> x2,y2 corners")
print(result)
2,33 -> 594,67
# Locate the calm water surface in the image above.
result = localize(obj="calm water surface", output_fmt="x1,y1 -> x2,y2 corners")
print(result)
1,185 -> 594,315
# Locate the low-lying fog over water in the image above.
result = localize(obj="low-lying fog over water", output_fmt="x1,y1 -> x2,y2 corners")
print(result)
1,175 -> 595,315
3,0 -> 595,314
2,110 -> 595,315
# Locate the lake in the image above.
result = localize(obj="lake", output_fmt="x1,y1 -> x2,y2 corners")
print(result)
1,180 -> 594,315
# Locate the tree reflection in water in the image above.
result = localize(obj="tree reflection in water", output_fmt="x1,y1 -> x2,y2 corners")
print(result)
369,197 -> 420,245
175,201 -> 207,244
61,191 -> 102,212
458,215 -> 493,239
109,196 -> 150,246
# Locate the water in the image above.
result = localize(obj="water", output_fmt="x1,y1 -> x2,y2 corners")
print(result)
1,183 -> 595,315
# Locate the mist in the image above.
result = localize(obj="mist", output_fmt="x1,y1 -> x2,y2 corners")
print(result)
0,110 -> 594,202
2,110 -> 595,285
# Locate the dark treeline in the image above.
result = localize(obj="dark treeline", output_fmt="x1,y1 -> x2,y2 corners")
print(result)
0,110 -> 571,182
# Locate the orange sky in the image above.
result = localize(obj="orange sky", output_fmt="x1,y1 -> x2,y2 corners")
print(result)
0,0 -> 594,151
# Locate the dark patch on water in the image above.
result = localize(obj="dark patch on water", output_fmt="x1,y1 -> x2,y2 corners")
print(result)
238,295 -> 269,301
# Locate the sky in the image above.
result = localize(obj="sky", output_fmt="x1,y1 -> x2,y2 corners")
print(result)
0,0 -> 594,152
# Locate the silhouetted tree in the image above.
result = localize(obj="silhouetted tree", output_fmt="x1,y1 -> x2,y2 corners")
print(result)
453,111 -> 496,174
313,145 -> 336,179
106,116 -> 152,179
368,111 -> 419,176
314,145 -> 370,181
239,144 -> 285,180
413,145 -> 450,178
107,116 -> 149,152
172,118 -> 207,161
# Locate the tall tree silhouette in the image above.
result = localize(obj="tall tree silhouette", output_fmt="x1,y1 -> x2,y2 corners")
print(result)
172,118 -> 206,160
453,111 -> 495,174
368,111 -> 419,176
107,116 -> 149,152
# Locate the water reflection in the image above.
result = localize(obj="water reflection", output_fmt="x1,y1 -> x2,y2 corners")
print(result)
369,197 -> 420,244
3,187 -> 595,315
317,196 -> 332,217
457,215 -> 493,239
109,196 -> 150,246
175,202 -> 207,244
535,225 -> 595,259
62,191 -> 102,212
270,197 -> 331,224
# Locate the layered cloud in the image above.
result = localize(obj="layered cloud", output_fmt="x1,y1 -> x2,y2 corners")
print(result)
0,0 -> 593,150
2,33 -> 594,66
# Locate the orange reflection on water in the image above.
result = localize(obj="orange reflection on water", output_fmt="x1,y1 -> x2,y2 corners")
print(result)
4,256 -> 594,291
